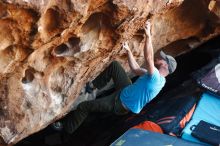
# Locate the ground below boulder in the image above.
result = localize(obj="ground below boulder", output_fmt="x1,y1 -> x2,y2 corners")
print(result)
0,0 -> 220,145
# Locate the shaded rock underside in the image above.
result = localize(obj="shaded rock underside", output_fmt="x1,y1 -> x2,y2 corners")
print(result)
0,0 -> 220,144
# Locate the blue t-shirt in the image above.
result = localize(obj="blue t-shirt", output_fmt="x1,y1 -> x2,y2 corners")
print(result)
120,68 -> 166,114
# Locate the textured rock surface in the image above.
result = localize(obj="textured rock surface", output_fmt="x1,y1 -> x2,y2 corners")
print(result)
0,0 -> 220,144
209,0 -> 220,18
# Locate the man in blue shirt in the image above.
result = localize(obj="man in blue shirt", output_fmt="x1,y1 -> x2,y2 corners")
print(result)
53,22 -> 177,134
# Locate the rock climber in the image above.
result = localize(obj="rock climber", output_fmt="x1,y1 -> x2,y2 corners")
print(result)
52,21 -> 177,134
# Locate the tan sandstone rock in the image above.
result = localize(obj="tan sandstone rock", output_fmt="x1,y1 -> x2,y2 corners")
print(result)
0,0 -> 220,144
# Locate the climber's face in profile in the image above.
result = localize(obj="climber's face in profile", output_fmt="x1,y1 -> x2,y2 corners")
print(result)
154,58 -> 168,70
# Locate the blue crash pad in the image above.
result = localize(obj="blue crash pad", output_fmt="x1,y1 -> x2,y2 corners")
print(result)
111,128 -> 203,146
181,92 -> 220,145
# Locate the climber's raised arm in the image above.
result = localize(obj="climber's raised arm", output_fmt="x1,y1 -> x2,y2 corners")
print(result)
143,21 -> 154,75
123,42 -> 147,76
